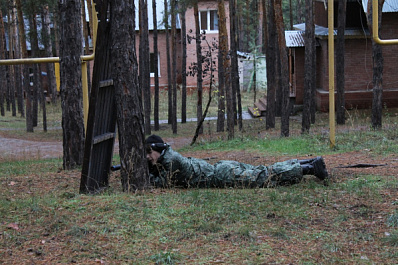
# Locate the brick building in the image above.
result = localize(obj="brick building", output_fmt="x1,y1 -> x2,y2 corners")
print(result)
289,0 -> 398,111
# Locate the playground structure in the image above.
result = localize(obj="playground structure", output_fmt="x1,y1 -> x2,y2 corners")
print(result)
0,3 -> 98,131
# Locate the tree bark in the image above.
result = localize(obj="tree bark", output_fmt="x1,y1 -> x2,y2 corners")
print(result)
302,0 -> 315,133
30,9 -> 47,132
110,0 -> 149,191
9,1 -> 17,117
265,0 -> 276,130
58,0 -> 85,169
180,3 -> 187,124
193,1 -> 203,134
164,0 -> 172,124
0,10 -> 6,116
336,0 -> 346,125
81,0 -> 91,94
171,0 -> 177,134
15,0 -> 32,131
41,5 -> 57,104
139,0 -> 151,135
152,0 -> 160,130
366,0 -> 384,129
28,14 -> 39,128
217,0 -> 229,132
274,0 -> 290,137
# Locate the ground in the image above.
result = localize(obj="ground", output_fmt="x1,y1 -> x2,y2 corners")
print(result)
1,134 -> 397,179
1,133 -> 398,264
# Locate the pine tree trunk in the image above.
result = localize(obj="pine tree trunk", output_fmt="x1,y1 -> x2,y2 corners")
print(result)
9,2 -> 16,117
139,0 -> 151,135
30,12 -> 47,132
15,0 -> 32,131
164,0 -> 172,124
152,0 -> 160,130
302,0 -> 315,133
81,0 -> 91,94
366,0 -> 384,129
336,0 -> 346,125
194,1 -> 203,134
0,11 -> 5,116
41,6 -> 57,103
29,15 -> 39,127
217,0 -> 229,132
110,0 -> 149,191
171,0 -> 177,134
274,0 -> 290,137
265,0 -> 276,129
180,4 -> 187,124
58,0 -> 85,169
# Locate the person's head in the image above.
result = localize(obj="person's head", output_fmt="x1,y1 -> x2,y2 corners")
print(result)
145,135 -> 167,165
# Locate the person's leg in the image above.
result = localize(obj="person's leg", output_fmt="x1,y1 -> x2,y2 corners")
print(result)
301,157 -> 329,180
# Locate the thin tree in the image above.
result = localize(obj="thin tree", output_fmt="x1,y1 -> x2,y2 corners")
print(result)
274,0 -> 290,137
164,0 -> 172,124
28,10 -> 39,128
29,7 -> 47,132
336,0 -> 347,125
152,0 -> 160,130
366,0 -> 385,129
193,0 -> 203,134
302,0 -> 315,133
0,10 -> 6,116
139,0 -> 151,135
58,0 -> 85,169
41,4 -> 57,103
227,0 -> 237,139
8,0 -> 16,117
217,0 -> 229,132
110,0 -> 149,190
230,0 -> 241,130
15,0 -> 32,131
265,0 -> 276,130
170,0 -> 177,133
180,1 -> 187,124
81,0 -> 91,94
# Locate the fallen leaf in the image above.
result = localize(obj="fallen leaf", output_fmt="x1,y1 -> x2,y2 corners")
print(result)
9,181 -> 16,186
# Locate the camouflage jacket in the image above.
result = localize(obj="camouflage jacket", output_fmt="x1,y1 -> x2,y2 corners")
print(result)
150,145 -> 303,188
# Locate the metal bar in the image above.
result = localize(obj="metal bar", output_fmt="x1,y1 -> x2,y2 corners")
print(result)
372,0 -> 398,45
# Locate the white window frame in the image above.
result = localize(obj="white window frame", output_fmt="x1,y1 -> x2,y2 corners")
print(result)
199,9 -> 219,33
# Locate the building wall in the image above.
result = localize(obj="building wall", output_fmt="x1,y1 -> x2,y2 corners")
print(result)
300,8 -> 398,111
135,1 -> 231,92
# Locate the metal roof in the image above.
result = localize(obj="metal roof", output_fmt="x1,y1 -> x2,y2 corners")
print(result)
285,30 -> 305,47
362,0 -> 398,14
293,23 -> 369,38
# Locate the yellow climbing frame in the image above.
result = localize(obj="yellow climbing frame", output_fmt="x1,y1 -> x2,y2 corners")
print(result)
0,2 -> 98,131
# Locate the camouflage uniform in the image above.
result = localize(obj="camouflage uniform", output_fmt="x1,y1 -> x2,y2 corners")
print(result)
150,145 -> 303,188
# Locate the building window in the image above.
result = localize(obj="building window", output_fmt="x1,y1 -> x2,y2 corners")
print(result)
200,10 -> 218,32
150,52 -> 160,77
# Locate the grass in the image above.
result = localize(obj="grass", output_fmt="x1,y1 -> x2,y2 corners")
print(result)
1,94 -> 398,263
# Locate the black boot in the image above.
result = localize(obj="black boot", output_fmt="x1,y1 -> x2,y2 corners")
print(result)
312,157 -> 329,180
298,157 -> 317,165
300,157 -> 329,180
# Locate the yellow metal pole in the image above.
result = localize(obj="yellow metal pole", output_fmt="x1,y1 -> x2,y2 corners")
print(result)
372,0 -> 398,45
81,61 -> 89,130
55,62 -> 60,92
328,0 -> 335,149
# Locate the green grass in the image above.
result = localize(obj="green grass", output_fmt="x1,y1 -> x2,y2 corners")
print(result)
1,174 -> 398,264
1,96 -> 398,263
